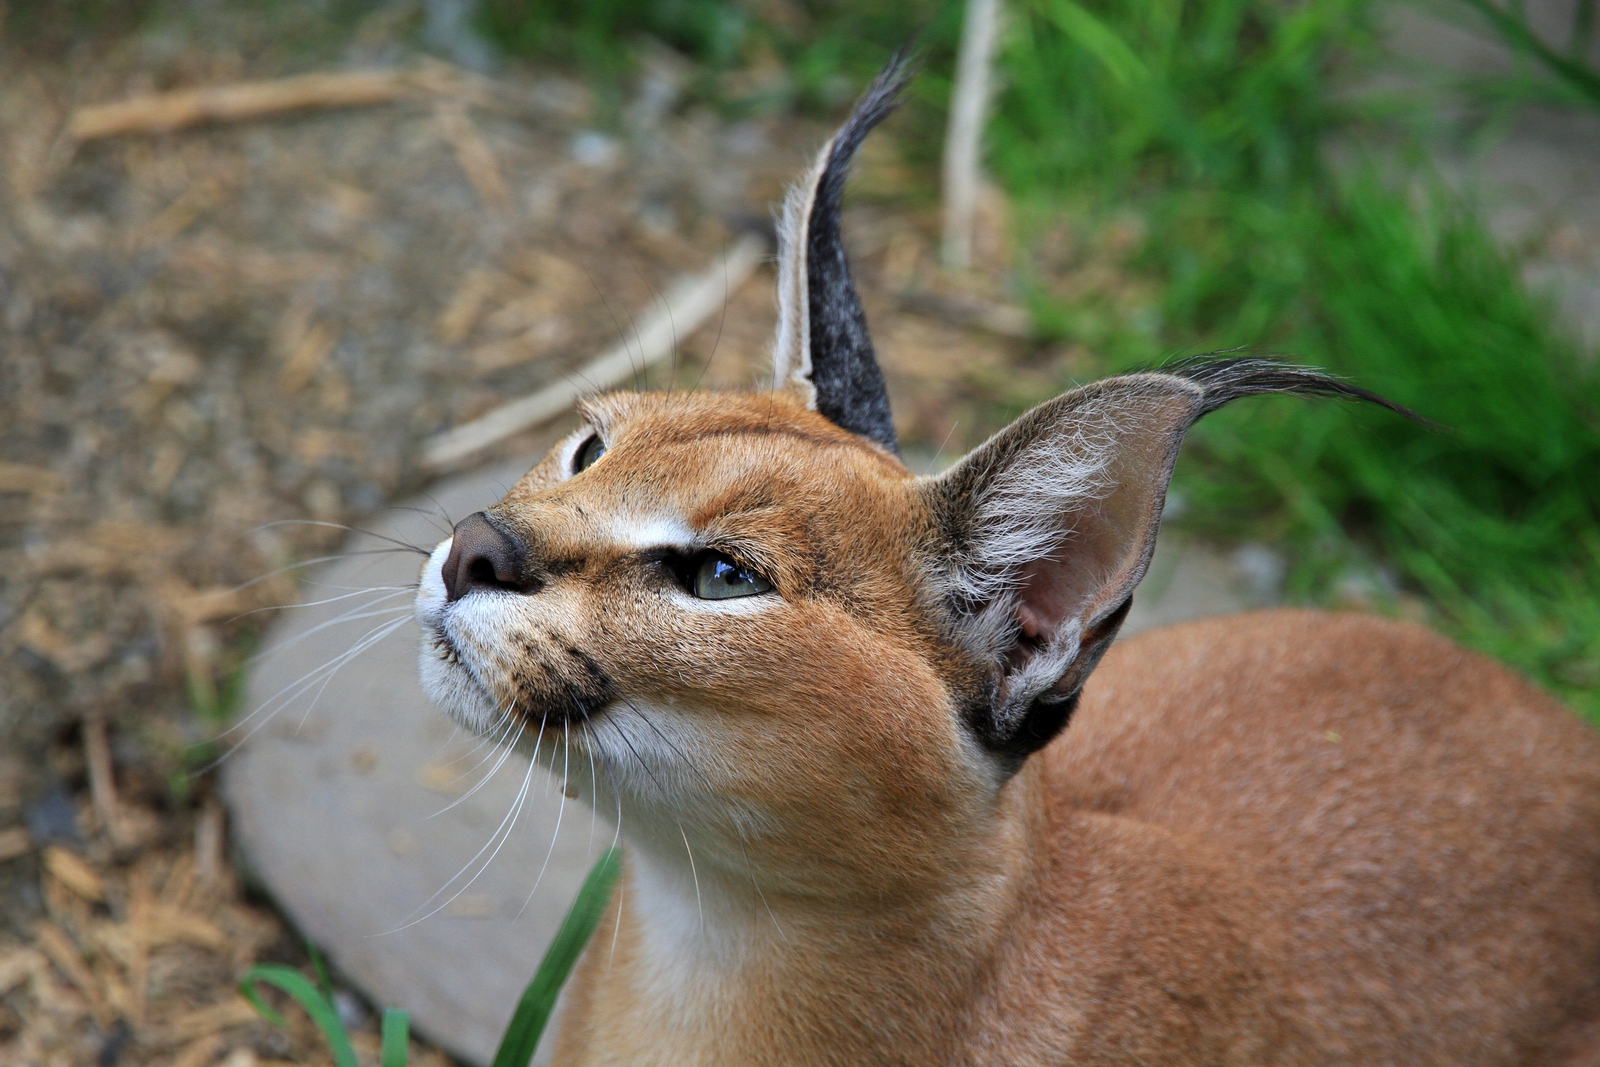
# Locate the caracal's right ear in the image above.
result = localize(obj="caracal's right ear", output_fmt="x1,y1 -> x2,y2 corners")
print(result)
928,358 -> 1418,768
770,51 -> 914,454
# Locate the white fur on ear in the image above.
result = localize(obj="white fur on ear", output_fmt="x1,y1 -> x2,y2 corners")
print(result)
929,357 -> 1416,759
771,148 -> 828,405
767,55 -> 911,452
931,375 -> 1206,742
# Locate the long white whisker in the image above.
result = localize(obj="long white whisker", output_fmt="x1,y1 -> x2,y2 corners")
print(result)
583,715 -> 600,854
679,822 -> 703,931
430,706 -> 512,774
246,594 -> 416,669
226,552 -> 424,599
516,716 -> 571,919
430,703 -> 526,816
199,615 -> 412,770
622,699 -> 785,942
386,717 -> 533,929
438,704 -> 519,776
293,614 -> 418,731
231,585 -> 417,620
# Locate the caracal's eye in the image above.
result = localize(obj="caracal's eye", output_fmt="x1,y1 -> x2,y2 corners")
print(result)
692,552 -> 773,600
573,434 -> 606,474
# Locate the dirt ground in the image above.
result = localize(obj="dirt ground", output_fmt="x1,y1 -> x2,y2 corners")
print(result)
0,10 -> 1146,1064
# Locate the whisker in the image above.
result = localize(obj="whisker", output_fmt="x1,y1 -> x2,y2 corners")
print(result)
620,697 -> 785,942
386,716 -> 533,930
631,264 -> 677,392
198,614 -> 412,771
582,710 -> 601,854
679,822 -> 703,931
927,420 -> 961,475
226,549 -> 429,597
602,711 -> 704,928
256,519 -> 432,557
515,706 -> 573,919
225,610 -> 412,741
430,704 -> 526,816
245,597 -> 415,670
225,584 -> 417,624
436,705 -> 519,777
379,502 -> 455,540
583,264 -> 646,390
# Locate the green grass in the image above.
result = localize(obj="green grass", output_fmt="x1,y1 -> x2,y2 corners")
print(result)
983,0 -> 1600,715
243,848 -> 622,1067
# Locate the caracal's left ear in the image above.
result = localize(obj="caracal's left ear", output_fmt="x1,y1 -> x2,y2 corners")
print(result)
928,358 -> 1418,766
770,52 -> 913,454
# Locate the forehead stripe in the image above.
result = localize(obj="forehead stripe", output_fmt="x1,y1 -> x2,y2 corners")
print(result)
607,514 -> 698,549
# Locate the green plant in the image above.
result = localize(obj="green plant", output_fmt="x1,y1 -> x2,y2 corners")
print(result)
1452,0 -> 1600,107
978,0 -> 1600,717
241,848 -> 622,1067
475,0 -> 955,115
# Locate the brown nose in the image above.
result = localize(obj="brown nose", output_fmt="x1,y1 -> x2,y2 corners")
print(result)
441,512 -> 530,602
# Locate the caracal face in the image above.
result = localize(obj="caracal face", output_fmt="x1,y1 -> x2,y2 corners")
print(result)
412,55 -> 1403,903
414,388 -> 990,896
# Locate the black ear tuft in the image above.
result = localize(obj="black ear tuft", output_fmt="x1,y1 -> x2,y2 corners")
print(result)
1166,354 -> 1430,424
772,51 -> 916,453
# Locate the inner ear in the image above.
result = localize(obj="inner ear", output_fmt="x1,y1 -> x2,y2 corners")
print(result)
931,375 -> 1205,759
1011,412 -> 1192,648
931,356 -> 1419,763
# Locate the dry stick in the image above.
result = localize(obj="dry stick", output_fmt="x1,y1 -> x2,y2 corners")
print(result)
942,0 -> 1003,271
194,798 -> 225,887
82,710 -> 125,847
69,70 -> 448,140
434,99 -> 512,208
422,232 -> 767,471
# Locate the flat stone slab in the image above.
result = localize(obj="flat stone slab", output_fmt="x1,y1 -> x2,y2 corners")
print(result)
224,455 -> 606,1067
223,453 -> 1276,1065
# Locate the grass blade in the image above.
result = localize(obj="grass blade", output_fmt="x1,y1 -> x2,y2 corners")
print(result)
382,1007 -> 410,1067
239,964 -> 358,1067
491,848 -> 622,1067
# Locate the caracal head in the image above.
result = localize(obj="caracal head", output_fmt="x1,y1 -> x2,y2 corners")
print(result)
414,56 -> 1404,897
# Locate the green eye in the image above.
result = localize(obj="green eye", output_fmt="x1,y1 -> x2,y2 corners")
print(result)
692,553 -> 773,600
573,434 -> 606,473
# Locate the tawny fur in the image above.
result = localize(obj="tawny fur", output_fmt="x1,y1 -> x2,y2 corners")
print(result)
415,389 -> 1600,1066
413,62 -> 1600,1066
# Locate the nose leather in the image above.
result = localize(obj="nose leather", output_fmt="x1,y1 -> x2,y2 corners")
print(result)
442,511 -> 527,601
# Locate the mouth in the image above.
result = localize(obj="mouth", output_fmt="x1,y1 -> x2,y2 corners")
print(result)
414,535 -> 617,739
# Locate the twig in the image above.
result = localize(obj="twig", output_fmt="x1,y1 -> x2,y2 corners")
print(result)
195,799 -> 225,888
83,710 -> 125,847
37,923 -> 113,1027
434,99 -> 512,208
69,69 -> 470,141
422,232 -> 767,470
943,0 -> 1003,270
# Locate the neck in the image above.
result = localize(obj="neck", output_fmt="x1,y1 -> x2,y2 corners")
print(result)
551,765 -> 1047,1067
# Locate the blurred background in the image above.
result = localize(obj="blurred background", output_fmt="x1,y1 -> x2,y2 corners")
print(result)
0,0 -> 1597,1063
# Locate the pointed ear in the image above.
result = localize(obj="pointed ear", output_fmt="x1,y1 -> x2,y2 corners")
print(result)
771,53 -> 913,454
927,358 -> 1419,764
